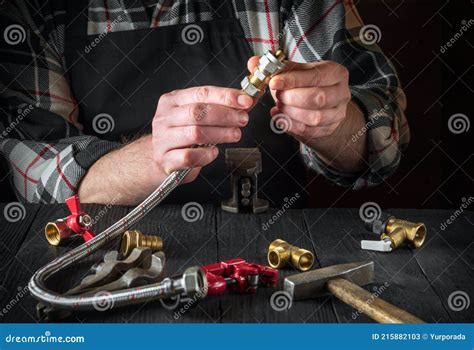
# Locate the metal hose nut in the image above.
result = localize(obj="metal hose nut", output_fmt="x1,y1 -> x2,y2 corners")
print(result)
267,239 -> 314,271
241,50 -> 286,98
381,217 -> 427,249
121,230 -> 163,257
44,219 -> 74,246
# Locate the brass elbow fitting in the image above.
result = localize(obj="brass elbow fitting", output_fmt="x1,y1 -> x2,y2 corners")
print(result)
45,219 -> 74,246
381,217 -> 427,249
267,239 -> 314,271
121,230 -> 163,257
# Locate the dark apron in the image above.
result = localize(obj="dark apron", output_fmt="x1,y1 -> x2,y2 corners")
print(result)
64,0 -> 306,208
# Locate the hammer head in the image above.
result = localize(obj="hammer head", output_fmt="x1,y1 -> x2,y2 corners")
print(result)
284,261 -> 374,300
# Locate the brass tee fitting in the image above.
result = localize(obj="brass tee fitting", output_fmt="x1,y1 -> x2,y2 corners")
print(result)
267,239 -> 314,271
381,217 -> 426,249
121,230 -> 163,257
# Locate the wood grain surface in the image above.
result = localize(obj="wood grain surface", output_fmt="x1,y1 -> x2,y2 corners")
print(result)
0,204 -> 472,323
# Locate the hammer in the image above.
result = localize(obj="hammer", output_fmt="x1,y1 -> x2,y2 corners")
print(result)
284,261 -> 424,323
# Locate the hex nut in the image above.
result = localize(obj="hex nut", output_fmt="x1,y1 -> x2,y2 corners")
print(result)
241,76 -> 260,97
182,267 -> 208,299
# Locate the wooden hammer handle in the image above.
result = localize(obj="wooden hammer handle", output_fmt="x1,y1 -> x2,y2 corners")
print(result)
327,278 -> 424,323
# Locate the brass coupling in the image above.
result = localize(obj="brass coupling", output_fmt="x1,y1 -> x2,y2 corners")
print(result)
121,230 -> 163,257
44,219 -> 74,246
241,50 -> 286,98
381,217 -> 427,249
267,239 -> 314,271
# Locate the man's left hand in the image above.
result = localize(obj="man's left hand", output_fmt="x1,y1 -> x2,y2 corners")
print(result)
247,57 -> 352,146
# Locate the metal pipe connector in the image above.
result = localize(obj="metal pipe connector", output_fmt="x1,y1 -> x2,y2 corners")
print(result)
382,217 -> 426,249
44,219 -> 74,246
121,230 -> 163,257
241,50 -> 286,98
267,239 -> 314,271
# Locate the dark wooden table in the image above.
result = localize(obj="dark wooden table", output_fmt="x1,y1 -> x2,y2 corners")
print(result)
0,204 -> 472,323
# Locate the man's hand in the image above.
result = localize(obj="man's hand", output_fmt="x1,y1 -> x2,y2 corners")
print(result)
247,57 -> 367,172
79,86 -> 253,204
152,86 -> 253,183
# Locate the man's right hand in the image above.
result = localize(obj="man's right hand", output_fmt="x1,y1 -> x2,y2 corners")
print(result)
79,86 -> 253,204
151,86 -> 254,183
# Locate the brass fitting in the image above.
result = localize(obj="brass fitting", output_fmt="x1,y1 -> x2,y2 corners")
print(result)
241,50 -> 286,98
381,217 -> 426,249
44,219 -> 73,246
267,239 -> 314,271
121,230 -> 163,257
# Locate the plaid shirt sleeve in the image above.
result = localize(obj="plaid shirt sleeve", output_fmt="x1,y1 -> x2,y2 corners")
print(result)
0,1 -> 120,203
275,0 -> 410,189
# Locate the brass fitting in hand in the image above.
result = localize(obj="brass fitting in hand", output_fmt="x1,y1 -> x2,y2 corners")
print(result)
381,217 -> 426,250
45,219 -> 73,246
121,230 -> 163,257
241,50 -> 286,98
267,239 -> 314,271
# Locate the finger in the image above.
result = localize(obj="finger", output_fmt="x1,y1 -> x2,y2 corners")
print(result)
165,104 -> 249,127
272,103 -> 346,127
271,113 -> 339,140
161,147 -> 219,174
163,126 -> 241,150
247,55 -> 260,73
160,86 -> 254,109
270,61 -> 349,89
275,84 -> 350,109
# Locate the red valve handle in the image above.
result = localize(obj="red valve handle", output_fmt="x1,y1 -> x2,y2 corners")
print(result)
65,195 -> 95,243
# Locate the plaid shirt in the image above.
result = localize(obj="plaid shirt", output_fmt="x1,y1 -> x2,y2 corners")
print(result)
0,0 -> 409,203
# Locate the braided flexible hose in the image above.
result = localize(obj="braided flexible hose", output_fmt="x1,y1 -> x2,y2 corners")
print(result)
28,51 -> 286,311
28,168 -> 192,309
